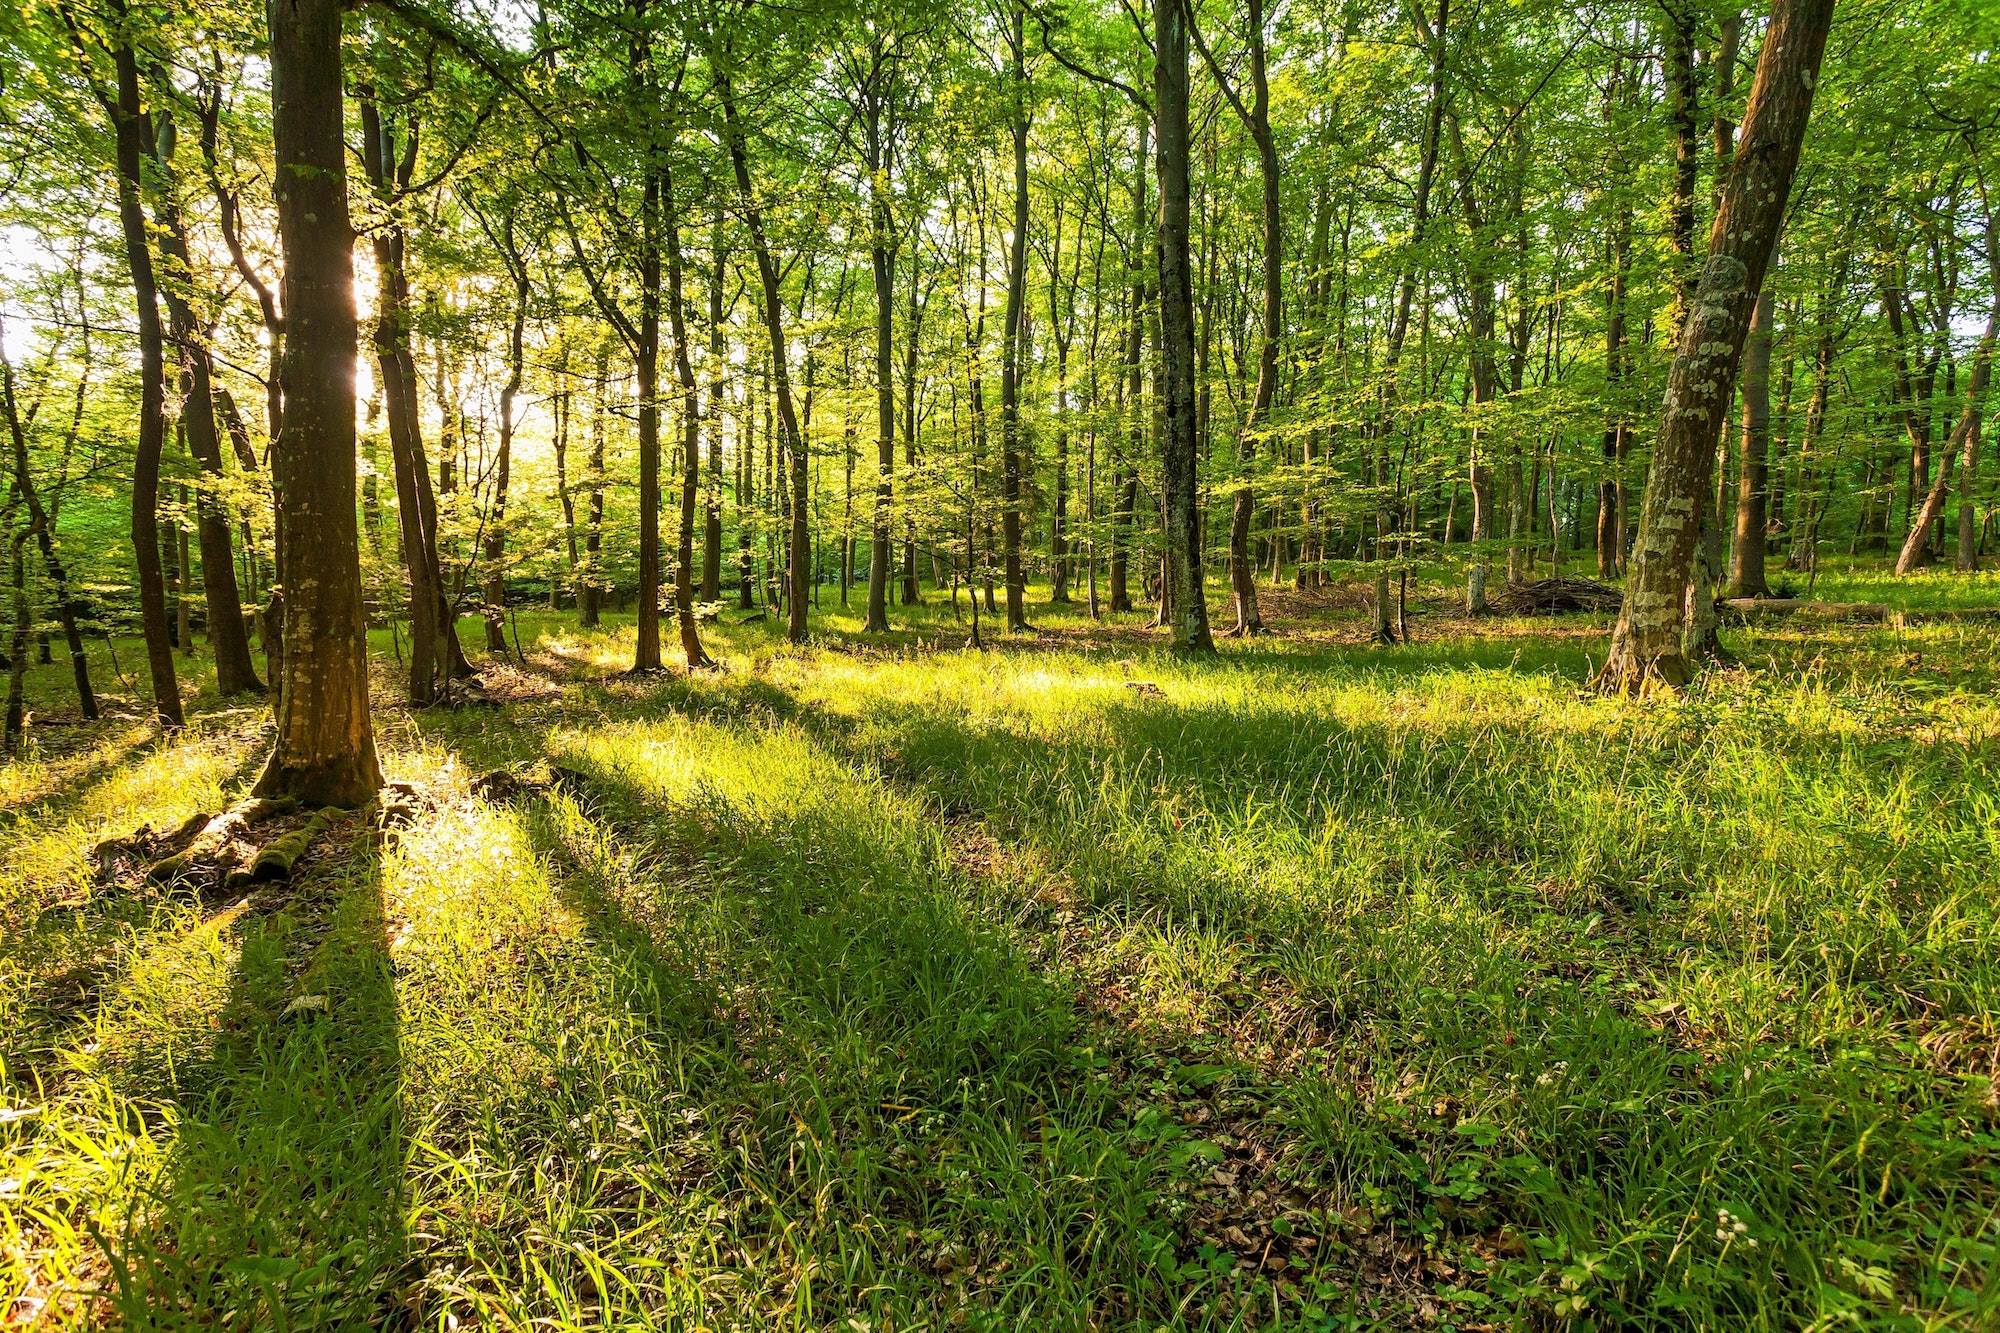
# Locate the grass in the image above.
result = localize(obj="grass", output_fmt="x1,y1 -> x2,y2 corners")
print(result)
2,571 -> 1998,1331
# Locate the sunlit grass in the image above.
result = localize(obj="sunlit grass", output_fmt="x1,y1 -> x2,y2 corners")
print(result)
4,583 -> 1998,1329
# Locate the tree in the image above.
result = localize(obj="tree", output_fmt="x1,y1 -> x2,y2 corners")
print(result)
1155,0 -> 1213,652
1599,0 -> 1838,693
253,0 -> 382,805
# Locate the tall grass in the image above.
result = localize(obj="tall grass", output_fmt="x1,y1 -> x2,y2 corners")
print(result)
2,601 -> 1996,1329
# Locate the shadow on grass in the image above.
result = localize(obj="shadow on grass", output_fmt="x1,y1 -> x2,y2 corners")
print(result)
98,832 -> 409,1331
508,746 -> 1197,1329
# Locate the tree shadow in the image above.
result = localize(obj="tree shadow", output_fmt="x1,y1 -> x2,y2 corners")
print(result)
499,745 -> 1208,1329
95,829 -> 408,1330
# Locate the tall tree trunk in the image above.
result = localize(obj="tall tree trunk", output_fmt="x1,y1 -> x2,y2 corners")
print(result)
1728,290 -> 1774,595
1682,9 -> 1742,660
107,40 -> 181,728
1449,111 -> 1500,613
1899,190 -> 1997,574
4,527 -> 27,750
1200,0 -> 1277,636
148,125 -> 261,694
866,77 -> 897,633
1600,0 -> 1835,692
704,234 -> 726,602
485,219 -> 527,655
358,96 -> 444,704
999,6 -> 1031,633
0,328 -> 96,717
662,161 -> 715,669
582,349 -> 606,627
720,70 -> 810,642
254,0 -> 381,805
1375,0 -> 1448,642
901,236 -> 925,606
1155,0 -> 1213,651
634,167 -> 665,670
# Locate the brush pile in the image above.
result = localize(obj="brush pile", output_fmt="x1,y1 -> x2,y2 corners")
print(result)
1493,577 -> 1624,615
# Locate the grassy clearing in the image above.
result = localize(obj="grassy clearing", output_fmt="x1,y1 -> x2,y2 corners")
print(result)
2,584 -> 1998,1331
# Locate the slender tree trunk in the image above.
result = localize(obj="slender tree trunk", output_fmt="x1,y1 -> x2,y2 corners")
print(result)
1600,0 -> 1834,692
866,87 -> 897,632
1728,290 -> 1774,595
148,133 -> 261,693
720,71 -> 810,642
358,97 -> 444,704
999,7 -> 1031,633
485,221 -> 527,655
633,168 -> 665,670
1900,191 -> 1998,574
704,234 -> 726,602
582,352 -> 606,627
254,0 -> 382,804
4,528 -> 27,750
107,41 -> 181,727
0,331 -> 96,716
662,161 -> 715,669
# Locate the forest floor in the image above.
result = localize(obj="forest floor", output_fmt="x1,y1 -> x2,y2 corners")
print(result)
3,562 -> 1999,1331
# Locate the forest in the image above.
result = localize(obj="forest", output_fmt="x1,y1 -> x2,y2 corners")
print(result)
0,0 -> 1997,1324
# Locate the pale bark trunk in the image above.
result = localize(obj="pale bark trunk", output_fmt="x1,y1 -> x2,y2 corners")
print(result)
1600,0 -> 1834,691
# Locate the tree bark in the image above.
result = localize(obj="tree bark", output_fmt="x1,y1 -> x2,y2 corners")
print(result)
1000,6 -> 1031,633
1155,0 -> 1213,652
1728,290 -> 1774,595
358,96 -> 445,704
1898,190 -> 1997,575
107,40 -> 182,728
147,123 -> 261,695
484,217 -> 528,655
704,233 -> 727,602
254,0 -> 382,805
661,160 -> 715,669
0,328 -> 96,717
719,70 -> 810,643
1599,0 -> 1835,692
866,66 -> 897,633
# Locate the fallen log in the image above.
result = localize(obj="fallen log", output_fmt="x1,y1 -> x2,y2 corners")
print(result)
1890,606 -> 2000,628
1719,599 -> 1891,622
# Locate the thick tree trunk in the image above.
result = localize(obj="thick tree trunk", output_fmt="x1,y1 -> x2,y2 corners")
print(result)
254,0 -> 381,805
1155,0 -> 1213,652
108,43 -> 181,728
1600,0 -> 1834,692
1728,290 -> 1774,596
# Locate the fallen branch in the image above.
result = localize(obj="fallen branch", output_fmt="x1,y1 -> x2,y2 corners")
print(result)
1492,577 -> 1624,616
